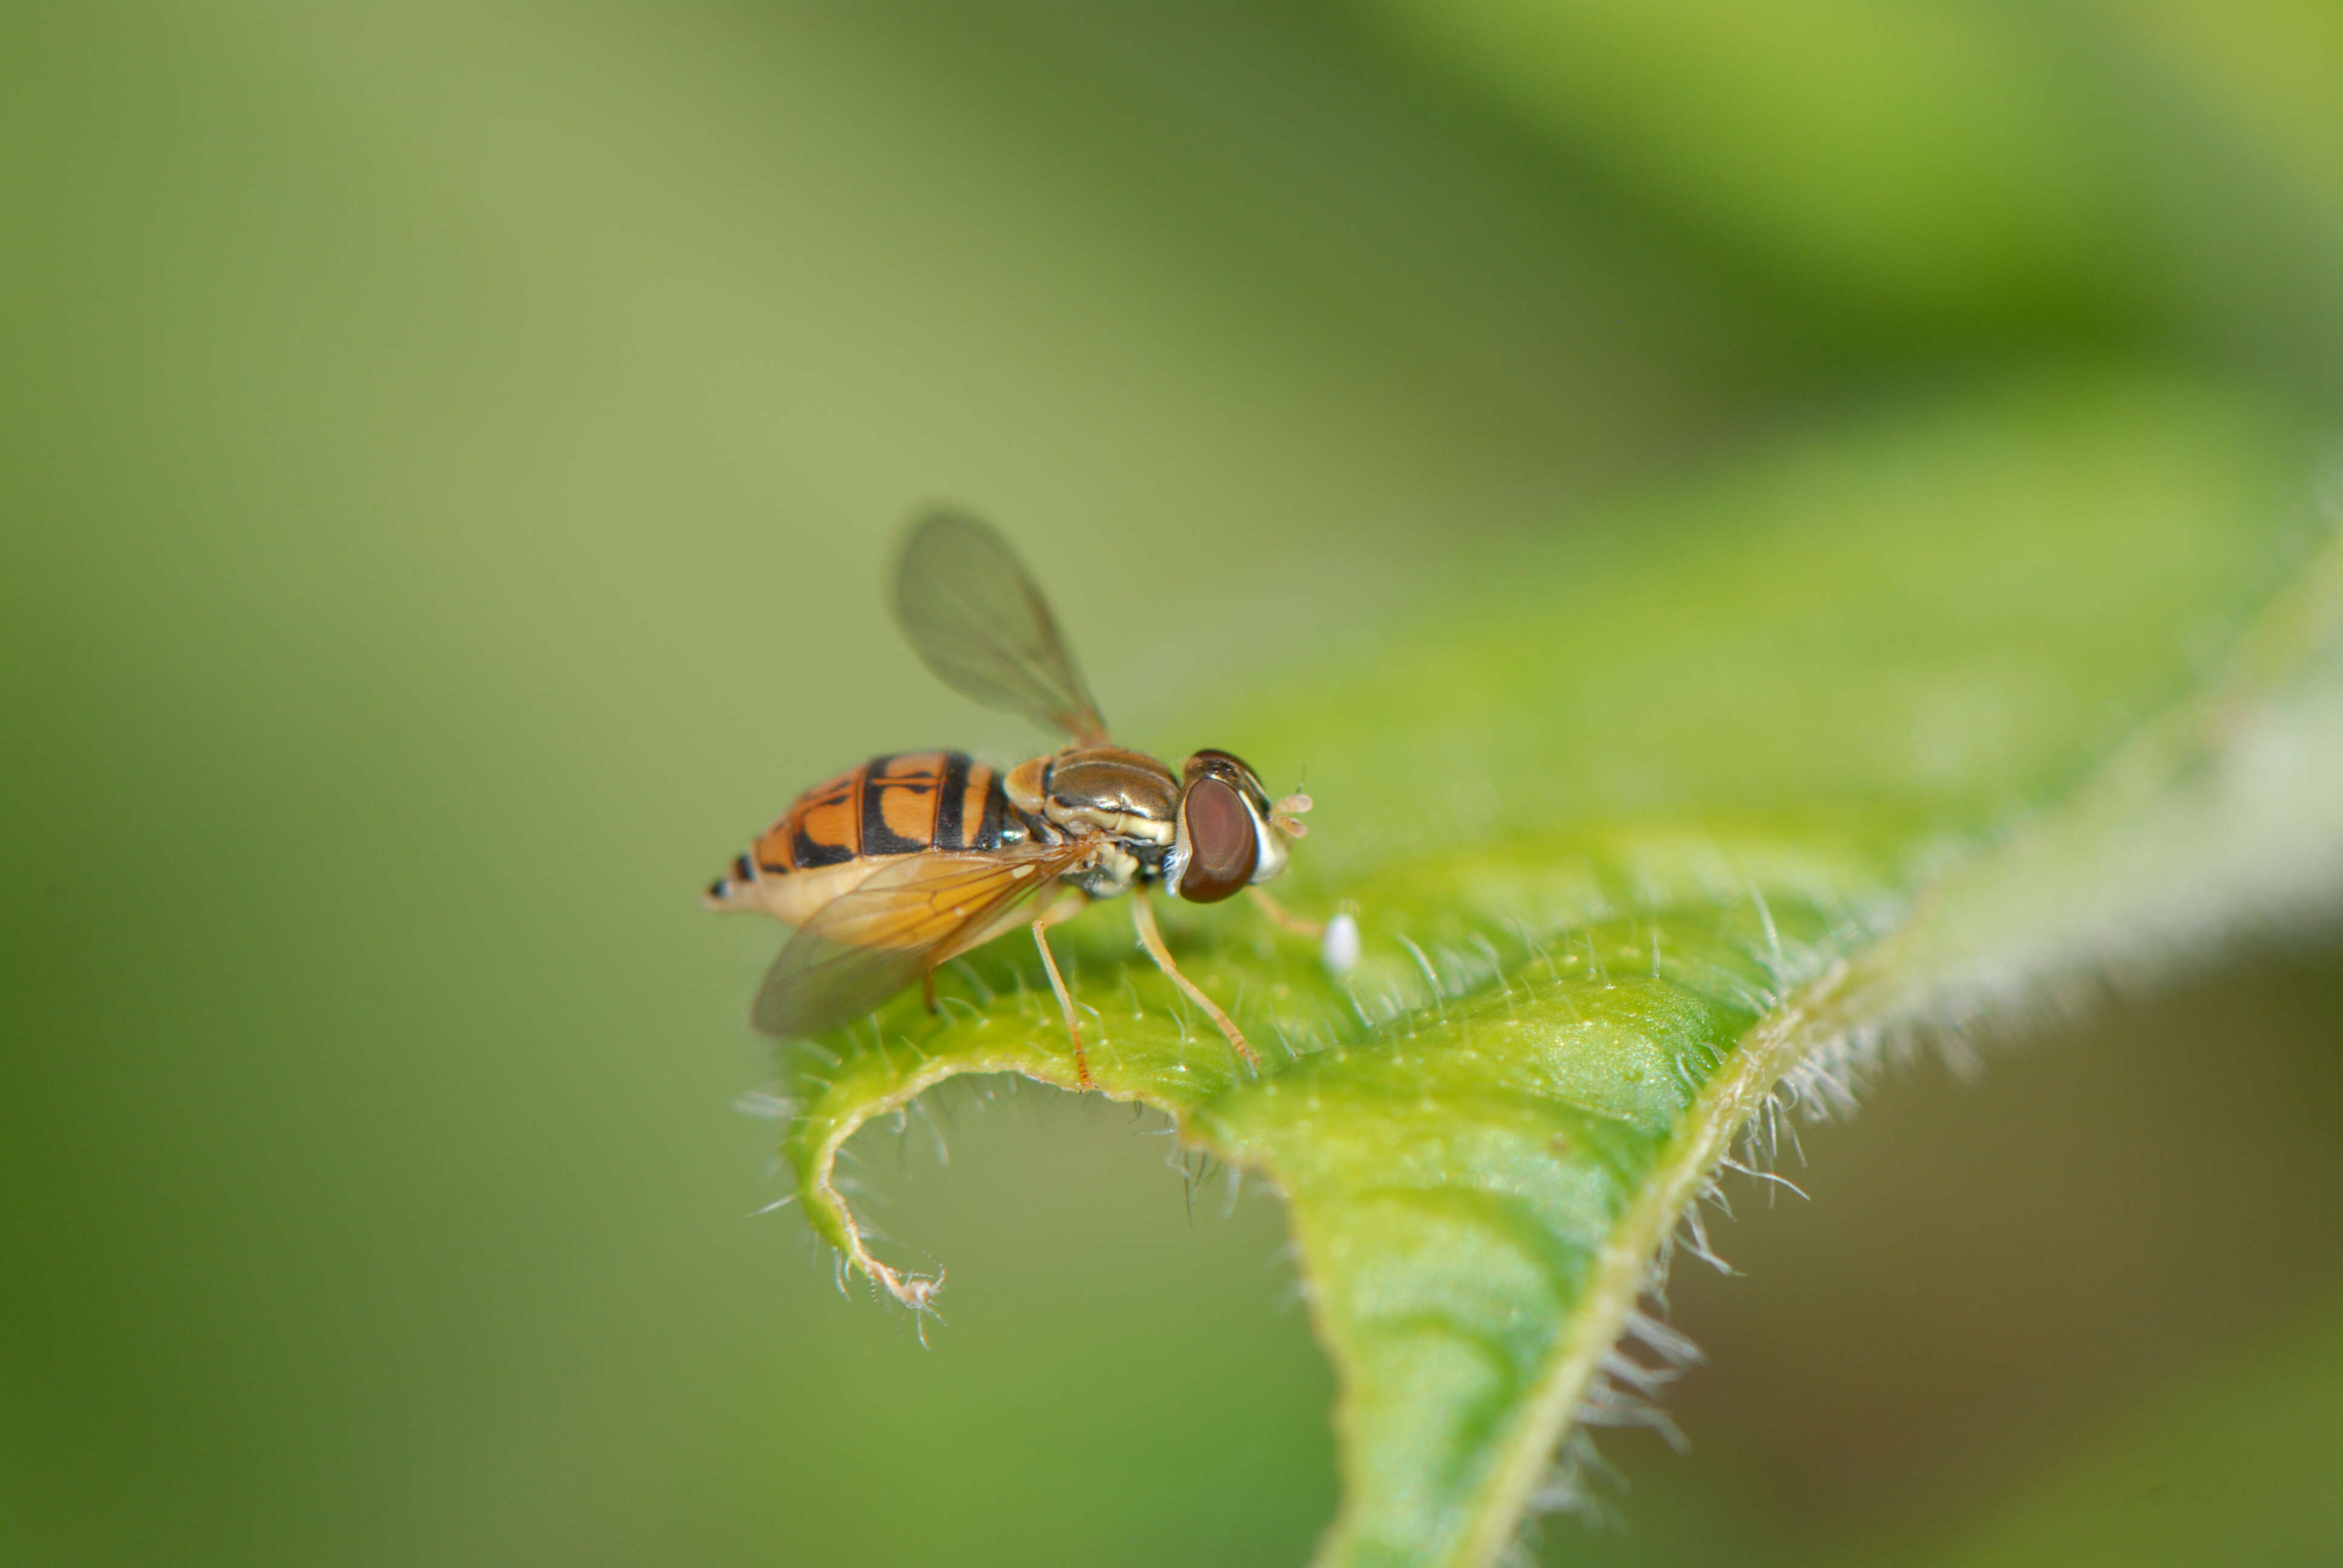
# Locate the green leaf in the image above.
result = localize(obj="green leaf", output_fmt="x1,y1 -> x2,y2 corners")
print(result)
764,375 -> 2343,1567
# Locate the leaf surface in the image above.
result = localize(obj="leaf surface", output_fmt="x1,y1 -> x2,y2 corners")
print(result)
767,377 -> 2343,1566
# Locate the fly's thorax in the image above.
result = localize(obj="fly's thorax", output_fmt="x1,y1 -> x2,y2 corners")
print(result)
1061,840 -> 1144,901
1014,746 -> 1180,849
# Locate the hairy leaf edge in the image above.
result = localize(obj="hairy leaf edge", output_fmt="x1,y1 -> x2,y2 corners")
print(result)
1434,504 -> 2343,1566
783,506 -> 2343,1565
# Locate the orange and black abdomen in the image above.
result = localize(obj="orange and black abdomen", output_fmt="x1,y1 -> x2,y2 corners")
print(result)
707,751 -> 1009,904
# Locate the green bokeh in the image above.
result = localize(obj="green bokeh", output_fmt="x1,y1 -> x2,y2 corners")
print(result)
5,5 -> 2342,1566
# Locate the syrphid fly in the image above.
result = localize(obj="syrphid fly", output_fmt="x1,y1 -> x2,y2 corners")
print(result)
704,509 -> 1318,1084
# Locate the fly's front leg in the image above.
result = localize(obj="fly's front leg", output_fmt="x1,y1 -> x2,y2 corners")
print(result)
1250,886 -> 1360,977
1031,892 -> 1094,1088
1131,889 -> 1260,1070
1247,886 -> 1323,939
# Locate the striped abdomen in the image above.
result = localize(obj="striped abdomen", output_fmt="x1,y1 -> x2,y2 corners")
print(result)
704,751 -> 1014,919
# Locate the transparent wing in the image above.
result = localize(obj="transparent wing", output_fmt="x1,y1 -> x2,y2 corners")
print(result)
893,508 -> 1110,744
751,844 -> 1084,1038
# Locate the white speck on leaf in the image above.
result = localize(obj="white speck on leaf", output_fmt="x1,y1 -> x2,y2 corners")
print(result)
1322,909 -> 1362,975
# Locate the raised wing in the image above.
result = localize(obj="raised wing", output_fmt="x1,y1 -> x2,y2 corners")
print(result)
751,843 -> 1085,1038
893,508 -> 1110,744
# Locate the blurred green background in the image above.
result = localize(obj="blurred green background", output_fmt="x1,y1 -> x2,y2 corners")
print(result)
5,4 -> 2342,1565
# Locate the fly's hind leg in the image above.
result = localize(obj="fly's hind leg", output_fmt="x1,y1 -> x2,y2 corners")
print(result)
1031,893 -> 1094,1088
1132,890 -> 1260,1070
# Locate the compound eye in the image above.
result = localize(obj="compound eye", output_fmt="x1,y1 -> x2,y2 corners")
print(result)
1175,776 -> 1258,903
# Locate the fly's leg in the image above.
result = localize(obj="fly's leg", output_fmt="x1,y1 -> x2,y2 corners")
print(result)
1252,886 -> 1362,977
1132,890 -> 1259,1070
1031,893 -> 1093,1088
922,969 -> 940,1014
1247,885 -> 1324,939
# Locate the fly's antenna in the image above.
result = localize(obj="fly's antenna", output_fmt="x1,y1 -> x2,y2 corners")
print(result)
1273,763 -> 1313,836
1273,789 -> 1313,838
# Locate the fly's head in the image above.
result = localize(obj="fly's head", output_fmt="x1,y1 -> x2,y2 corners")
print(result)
1164,748 -> 1311,903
